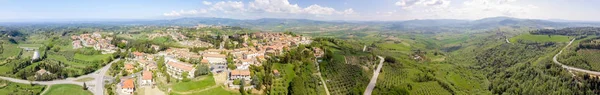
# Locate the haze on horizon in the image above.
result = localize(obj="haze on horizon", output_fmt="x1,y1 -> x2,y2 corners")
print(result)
1,0 -> 599,22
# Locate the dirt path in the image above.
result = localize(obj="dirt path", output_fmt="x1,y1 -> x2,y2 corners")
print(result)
40,84 -> 52,95
363,56 -> 384,95
315,59 -> 330,95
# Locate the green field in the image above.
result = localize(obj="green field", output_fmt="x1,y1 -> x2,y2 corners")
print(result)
509,33 -> 570,43
0,44 -> 22,58
74,53 -> 112,61
270,63 -> 296,95
43,84 -> 92,95
171,86 -> 239,95
47,54 -> 86,67
0,80 -> 46,95
171,74 -> 216,92
18,44 -> 43,48
410,81 -> 453,95
575,49 -> 600,71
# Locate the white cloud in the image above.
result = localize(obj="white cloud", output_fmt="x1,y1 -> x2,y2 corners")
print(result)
395,0 -> 422,8
395,0 -> 450,9
388,0 -> 539,20
248,0 -> 303,14
210,1 -> 245,13
303,5 -> 336,15
164,0 -> 356,19
339,8 -> 355,15
202,1 -> 212,5
163,9 -> 207,16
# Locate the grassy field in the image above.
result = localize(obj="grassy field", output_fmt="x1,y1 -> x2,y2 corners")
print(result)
47,54 -> 86,67
0,80 -> 46,95
376,43 -> 411,52
43,84 -> 92,95
509,33 -> 570,43
409,81 -> 453,95
0,44 -> 22,58
73,53 -> 112,61
171,74 -> 216,92
270,63 -> 296,95
74,77 -> 95,82
171,86 -> 239,95
18,44 -> 43,48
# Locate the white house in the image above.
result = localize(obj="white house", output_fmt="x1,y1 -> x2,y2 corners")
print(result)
141,70 -> 152,86
121,79 -> 135,95
229,70 -> 251,81
202,53 -> 227,64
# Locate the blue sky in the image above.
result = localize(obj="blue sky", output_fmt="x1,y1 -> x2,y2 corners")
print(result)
1,0 -> 599,22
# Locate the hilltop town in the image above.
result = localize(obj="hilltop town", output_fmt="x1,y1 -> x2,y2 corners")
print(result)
100,28 -> 319,95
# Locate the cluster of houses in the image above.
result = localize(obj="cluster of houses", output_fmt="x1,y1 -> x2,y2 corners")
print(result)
71,32 -> 117,53
113,32 -> 315,94
119,51 -> 158,95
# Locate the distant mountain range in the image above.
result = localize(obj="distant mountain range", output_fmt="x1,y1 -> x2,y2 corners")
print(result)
2,16 -> 600,32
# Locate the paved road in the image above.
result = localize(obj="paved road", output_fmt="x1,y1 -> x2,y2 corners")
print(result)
553,39 -> 600,75
364,56 -> 384,95
0,58 -> 120,95
92,58 -> 120,95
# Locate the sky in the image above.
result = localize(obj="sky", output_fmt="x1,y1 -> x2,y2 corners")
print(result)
1,0 -> 599,22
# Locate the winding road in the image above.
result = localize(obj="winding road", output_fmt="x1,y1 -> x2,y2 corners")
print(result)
363,56 -> 384,95
553,39 -> 600,75
0,58 -> 120,95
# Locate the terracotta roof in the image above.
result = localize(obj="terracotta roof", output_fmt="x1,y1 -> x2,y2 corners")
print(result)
142,70 -> 152,80
167,61 -> 194,71
125,64 -> 134,69
133,52 -> 144,56
201,59 -> 209,63
203,54 -> 226,58
205,49 -> 225,52
122,79 -> 135,89
231,70 -> 251,76
273,70 -> 279,74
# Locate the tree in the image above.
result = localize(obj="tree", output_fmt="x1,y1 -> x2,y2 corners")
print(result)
251,75 -> 262,90
228,64 -> 237,70
166,75 -> 171,83
156,56 -> 165,71
195,64 -> 210,76
182,71 -> 190,82
240,80 -> 246,95
83,82 -> 88,90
